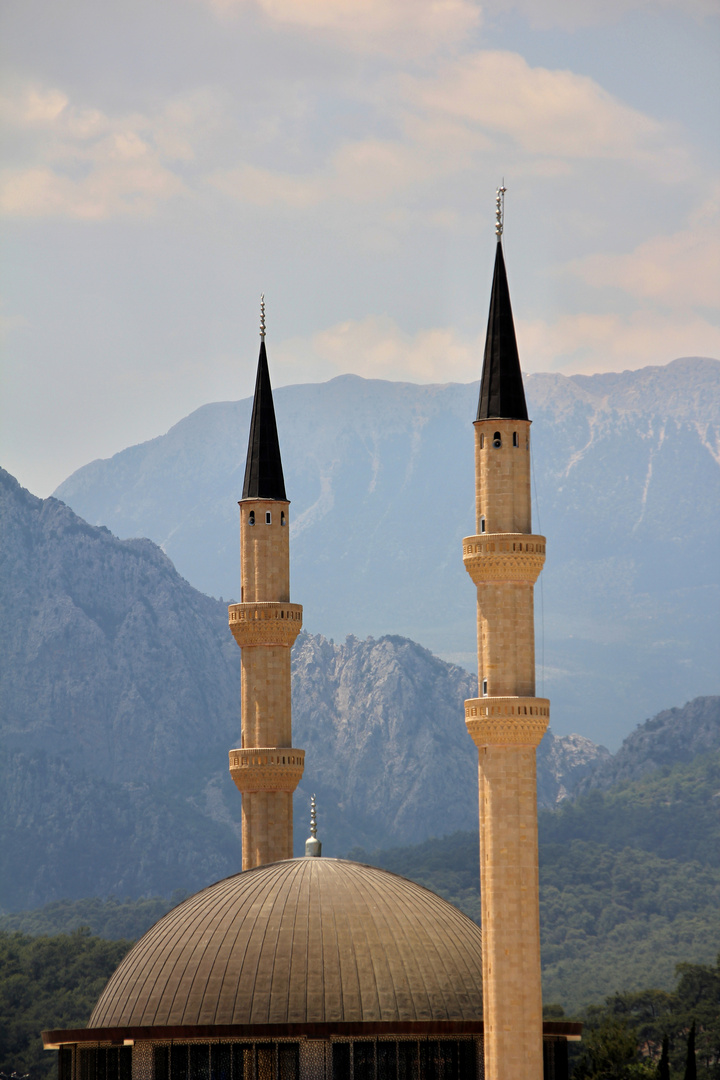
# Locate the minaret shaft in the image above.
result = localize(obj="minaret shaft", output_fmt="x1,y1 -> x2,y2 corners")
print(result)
464,411 -> 548,1076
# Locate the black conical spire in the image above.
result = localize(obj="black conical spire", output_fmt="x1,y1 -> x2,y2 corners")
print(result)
476,240 -> 528,422
242,339 -> 287,500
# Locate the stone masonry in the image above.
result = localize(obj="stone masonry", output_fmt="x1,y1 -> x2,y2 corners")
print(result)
464,415 -> 549,1080
229,494 -> 304,868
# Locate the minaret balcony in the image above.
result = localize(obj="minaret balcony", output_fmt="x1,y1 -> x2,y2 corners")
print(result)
228,602 -> 303,647
463,533 -> 546,584
229,746 -> 305,793
465,695 -> 550,747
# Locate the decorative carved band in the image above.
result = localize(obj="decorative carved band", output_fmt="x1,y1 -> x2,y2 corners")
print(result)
228,603 -> 303,647
229,746 -> 305,793
462,533 -> 546,584
465,696 -> 550,747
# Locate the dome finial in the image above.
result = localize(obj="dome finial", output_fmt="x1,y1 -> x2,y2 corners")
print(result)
495,181 -> 506,241
259,294 -> 266,340
305,795 -> 322,857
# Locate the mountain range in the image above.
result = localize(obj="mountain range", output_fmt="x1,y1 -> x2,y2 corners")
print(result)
53,356 -> 720,748
0,466 -> 609,909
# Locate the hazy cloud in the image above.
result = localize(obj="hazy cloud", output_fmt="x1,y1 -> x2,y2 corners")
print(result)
200,0 -> 481,57
482,0 -> 717,29
571,189 -> 720,310
0,85 -> 225,218
401,51 -> 680,165
518,311 -> 720,373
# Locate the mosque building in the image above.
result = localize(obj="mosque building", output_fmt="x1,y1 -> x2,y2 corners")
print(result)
43,197 -> 580,1079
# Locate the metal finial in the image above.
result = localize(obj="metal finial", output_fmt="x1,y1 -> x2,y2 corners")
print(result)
260,294 -> 266,340
305,795 -> 322,857
495,181 -> 506,240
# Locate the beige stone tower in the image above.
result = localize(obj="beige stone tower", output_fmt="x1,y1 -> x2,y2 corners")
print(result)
463,199 -> 549,1080
228,315 -> 304,870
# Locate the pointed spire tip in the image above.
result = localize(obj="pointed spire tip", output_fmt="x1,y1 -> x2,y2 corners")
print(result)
495,182 -> 506,241
305,794 -> 322,857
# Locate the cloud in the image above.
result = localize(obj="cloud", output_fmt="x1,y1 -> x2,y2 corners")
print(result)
571,188 -> 720,310
517,311 -> 720,374
482,0 -> 717,29
0,86 -> 222,219
209,48 -> 685,217
202,0 -> 481,57
210,134 -> 461,209
401,51 -> 679,165
275,315 -> 484,384
271,307 -> 720,389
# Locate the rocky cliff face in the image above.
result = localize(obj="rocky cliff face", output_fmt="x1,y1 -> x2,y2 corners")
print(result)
0,468 -> 607,907
54,357 -> 720,748
576,696 -> 720,794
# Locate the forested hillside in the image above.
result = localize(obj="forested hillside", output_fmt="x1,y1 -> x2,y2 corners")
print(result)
349,748 -> 720,1011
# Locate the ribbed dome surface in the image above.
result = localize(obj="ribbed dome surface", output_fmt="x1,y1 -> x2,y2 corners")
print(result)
89,859 -> 483,1028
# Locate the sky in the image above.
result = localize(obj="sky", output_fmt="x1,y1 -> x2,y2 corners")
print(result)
1,0 -> 719,497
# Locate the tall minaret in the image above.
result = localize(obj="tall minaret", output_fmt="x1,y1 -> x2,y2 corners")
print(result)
228,299 -> 304,870
463,190 -> 549,1080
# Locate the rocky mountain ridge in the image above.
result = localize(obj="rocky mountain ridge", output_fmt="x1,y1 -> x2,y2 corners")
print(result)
0,467 -> 605,907
577,695 -> 720,794
53,356 -> 720,748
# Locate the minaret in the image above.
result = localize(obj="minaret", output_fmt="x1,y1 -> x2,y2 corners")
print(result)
228,298 -> 304,870
463,189 -> 549,1080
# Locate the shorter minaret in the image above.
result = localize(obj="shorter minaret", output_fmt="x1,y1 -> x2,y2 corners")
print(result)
463,189 -> 549,1080
228,298 -> 305,870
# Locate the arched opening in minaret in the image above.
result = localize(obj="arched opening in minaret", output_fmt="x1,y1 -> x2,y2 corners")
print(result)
493,432 -> 502,448
480,516 -> 486,533
249,511 -> 255,526
266,511 -> 272,524
513,431 -> 519,447
281,511 -> 286,526
482,678 -> 488,697
480,433 -> 485,448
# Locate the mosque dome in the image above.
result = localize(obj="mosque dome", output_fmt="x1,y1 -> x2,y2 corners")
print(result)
88,858 -> 483,1030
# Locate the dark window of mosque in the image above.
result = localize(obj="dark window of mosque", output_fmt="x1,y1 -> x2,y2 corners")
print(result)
543,1038 -> 569,1080
457,1040 -> 476,1077
59,1048 -> 73,1080
154,1047 -> 170,1080
397,1041 -> 419,1080
265,512 -> 272,525
480,433 -> 484,448
171,1045 -> 188,1080
333,1043 -> 351,1080
354,1042 -> 375,1080
377,1042 -> 398,1080
249,512 -> 255,526
480,516 -> 486,533
281,512 -> 286,526
482,678 -> 488,696
79,1047 -> 96,1080
211,1045 -> 231,1080
493,432 -> 502,448
233,1043 -> 252,1079
189,1044 -> 210,1080
513,432 -> 518,447
77,1047 -> 132,1080
277,1044 -> 299,1080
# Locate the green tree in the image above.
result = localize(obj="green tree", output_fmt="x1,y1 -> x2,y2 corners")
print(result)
573,1016 -> 647,1079
685,1021 -> 697,1080
658,1035 -> 670,1080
